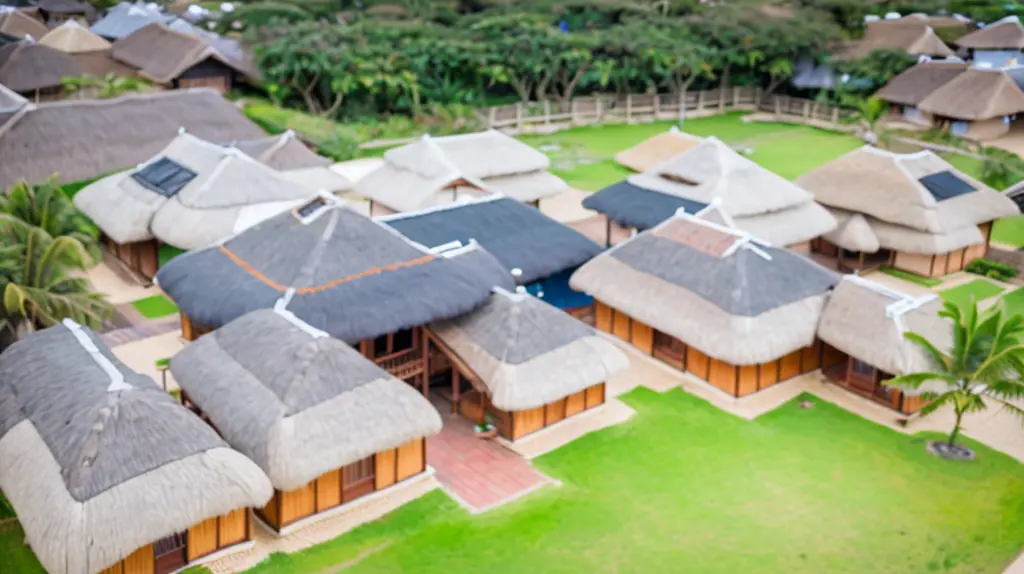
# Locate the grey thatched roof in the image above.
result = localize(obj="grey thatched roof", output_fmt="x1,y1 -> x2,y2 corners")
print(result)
874,59 -> 967,107
39,19 -> 111,53
570,212 -> 838,365
0,9 -> 48,40
0,88 -> 265,189
957,16 -> 1024,50
613,127 -> 703,172
0,81 -> 27,113
379,195 -> 602,285
171,308 -> 442,491
583,179 -> 708,230
89,2 -> 173,40
431,288 -> 629,411
232,131 -> 332,170
0,320 -> 271,574
110,23 -> 256,84
157,199 -> 515,343
0,41 -> 83,92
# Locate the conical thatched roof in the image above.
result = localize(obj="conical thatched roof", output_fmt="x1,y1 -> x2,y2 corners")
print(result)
613,127 -> 703,172
570,212 -> 838,365
837,17 -> 955,60
918,67 -> 1024,120
823,206 -> 985,254
231,131 -> 332,170
822,209 -> 880,253
111,23 -> 256,84
0,320 -> 272,574
957,16 -> 1024,50
170,308 -> 442,491
874,59 -> 967,107
0,42 -> 83,92
431,288 -> 629,411
39,19 -> 111,53
0,9 -> 48,40
156,198 -> 515,343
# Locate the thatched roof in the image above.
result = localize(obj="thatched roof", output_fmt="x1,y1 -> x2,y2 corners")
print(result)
0,42 -> 82,92
796,147 -> 1019,239
0,8 -> 48,40
39,19 -> 110,53
0,88 -> 265,189
156,198 -> 515,343
111,23 -> 256,84
36,0 -> 95,17
824,206 -> 986,254
957,16 -> 1024,50
838,18 -> 955,60
90,2 -> 173,40
431,288 -> 628,411
0,320 -> 272,574
354,130 -> 568,212
170,308 -> 442,491
231,131 -> 332,170
379,195 -> 602,285
817,276 -> 952,395
585,137 -> 837,246
74,131 -> 321,249
874,59 -> 967,106
0,81 -> 27,113
822,210 -> 880,253
613,127 -> 703,172
570,212 -> 838,365
917,67 -> 1024,120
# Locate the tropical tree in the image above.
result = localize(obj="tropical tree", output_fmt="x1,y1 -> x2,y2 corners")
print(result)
62,74 -> 152,99
853,96 -> 889,146
0,178 -> 101,266
888,300 -> 1024,455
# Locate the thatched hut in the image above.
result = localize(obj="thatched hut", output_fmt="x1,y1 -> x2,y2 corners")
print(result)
379,195 -> 602,317
231,131 -> 350,192
170,308 -> 442,534
613,127 -> 703,172
570,211 -> 840,398
873,59 -> 967,127
429,288 -> 628,440
917,66 -> 1024,140
798,147 -> 1019,276
0,42 -> 83,101
0,9 -> 49,41
956,16 -> 1024,67
90,2 -> 173,40
583,137 -> 837,250
156,196 -> 514,389
836,16 -> 954,60
39,20 -> 136,78
817,276 -> 951,414
0,319 -> 272,574
354,130 -> 568,214
74,131 -> 325,277
36,0 -> 97,26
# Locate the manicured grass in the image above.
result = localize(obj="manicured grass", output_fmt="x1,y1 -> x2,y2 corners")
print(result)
130,295 -> 179,319
0,490 -> 13,520
1002,287 -> 1024,316
940,279 -> 1006,309
0,522 -> 44,574
877,267 -> 943,287
159,245 -> 186,268
992,216 -> 1024,249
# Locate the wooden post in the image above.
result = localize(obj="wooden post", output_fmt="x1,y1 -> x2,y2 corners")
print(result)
605,217 -> 612,248
543,100 -> 551,126
595,97 -> 603,123
626,94 -> 633,123
718,87 -> 726,113
774,96 -> 781,119
515,102 -> 524,130
732,86 -> 740,107
678,92 -> 686,122
653,94 -> 660,119
451,363 -> 459,415
570,99 -> 577,124
831,107 -> 840,128
420,328 -> 429,398
802,100 -> 810,120
487,106 -> 497,128
697,90 -> 705,112
754,87 -> 762,108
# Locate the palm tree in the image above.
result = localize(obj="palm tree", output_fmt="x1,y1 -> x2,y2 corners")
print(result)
0,178 -> 102,266
889,300 -> 1024,455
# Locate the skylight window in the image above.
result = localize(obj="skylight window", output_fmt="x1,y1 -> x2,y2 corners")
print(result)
296,196 -> 330,219
918,170 -> 976,201
131,157 -> 197,198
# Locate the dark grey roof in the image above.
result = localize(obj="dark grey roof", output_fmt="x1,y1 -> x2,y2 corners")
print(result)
582,180 -> 708,231
0,321 -> 225,501
157,204 -> 516,343
381,197 -> 602,285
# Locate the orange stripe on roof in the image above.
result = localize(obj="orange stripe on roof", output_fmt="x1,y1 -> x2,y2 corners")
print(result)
219,246 -> 289,292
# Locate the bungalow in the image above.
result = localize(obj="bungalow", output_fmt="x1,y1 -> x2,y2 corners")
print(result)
817,275 -> 950,414
39,20 -> 136,78
0,42 -> 83,101
378,195 -> 603,318
956,16 -> 1024,68
570,211 -> 841,398
582,136 -> 837,250
170,308 -> 442,534
798,147 -> 1019,277
874,59 -> 967,126
73,131 -> 330,278
231,131 -> 350,193
917,66 -> 1024,140
354,130 -> 568,215
110,23 -> 257,94
90,1 -> 174,40
0,8 -> 48,40
155,195 -> 514,389
836,15 -> 955,60
0,88 -> 265,190
429,287 -> 628,440
0,319 -> 272,574
613,127 -> 703,172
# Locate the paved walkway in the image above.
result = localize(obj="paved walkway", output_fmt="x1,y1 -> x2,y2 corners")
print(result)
539,188 -> 596,224
111,330 -> 186,391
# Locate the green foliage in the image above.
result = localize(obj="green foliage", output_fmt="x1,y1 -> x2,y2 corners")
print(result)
0,179 -> 101,266
0,490 -> 13,520
833,49 -> 917,100
878,266 -> 943,287
966,258 -> 1021,282
61,74 -> 152,99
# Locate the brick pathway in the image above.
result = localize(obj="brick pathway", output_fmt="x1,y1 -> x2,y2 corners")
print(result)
427,414 -> 554,513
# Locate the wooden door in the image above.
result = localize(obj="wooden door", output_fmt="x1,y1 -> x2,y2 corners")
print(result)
342,456 -> 376,503
652,330 -> 685,368
153,532 -> 187,574
848,359 -> 877,393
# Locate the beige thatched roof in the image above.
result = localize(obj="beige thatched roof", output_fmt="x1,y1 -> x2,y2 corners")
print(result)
0,42 -> 83,93
823,206 -> 985,254
874,59 -> 967,106
838,17 -> 955,60
0,320 -> 272,574
957,16 -> 1024,50
111,23 -> 256,84
0,9 -> 48,41
431,288 -> 629,411
39,19 -> 111,53
570,212 -> 838,365
822,209 -> 880,252
817,276 -> 952,395
170,308 -> 442,491
613,127 -> 704,172
918,67 -> 1024,120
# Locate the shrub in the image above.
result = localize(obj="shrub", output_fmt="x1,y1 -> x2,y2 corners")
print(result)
966,258 -> 1020,282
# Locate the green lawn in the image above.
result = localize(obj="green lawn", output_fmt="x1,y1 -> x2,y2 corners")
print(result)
1,522 -> 43,574
992,216 -> 1024,249
159,245 -> 186,268
941,279 -> 1006,309
130,295 -> 179,320
877,267 -> 943,288
1002,288 -> 1024,316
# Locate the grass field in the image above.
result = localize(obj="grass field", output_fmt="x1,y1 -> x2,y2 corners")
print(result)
130,295 -> 179,319
992,216 -> 1024,248
877,267 -> 943,288
941,279 -> 1006,309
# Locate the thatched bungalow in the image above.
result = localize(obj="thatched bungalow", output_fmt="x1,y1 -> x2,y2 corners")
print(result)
429,288 -> 629,440
0,42 -> 83,101
170,308 -> 442,534
111,23 -> 256,94
0,8 -> 48,40
956,16 -> 1024,67
874,59 -> 967,126
39,20 -> 136,78
817,276 -> 950,414
0,319 -> 272,574
917,66 -> 1024,140
570,211 -> 840,398
613,127 -> 703,172
582,137 -> 837,250
379,195 -> 602,317
837,16 -> 955,60
354,130 -> 568,214
156,196 -> 514,389
798,147 -> 1019,276
89,1 -> 173,40
232,131 -> 350,192
74,131 -> 323,278
36,0 -> 97,25
0,88 -> 265,190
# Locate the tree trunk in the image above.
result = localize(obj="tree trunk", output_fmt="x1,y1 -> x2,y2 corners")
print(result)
948,405 -> 966,446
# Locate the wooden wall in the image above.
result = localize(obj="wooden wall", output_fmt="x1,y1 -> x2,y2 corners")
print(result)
98,545 -> 155,574
107,238 -> 159,279
508,383 -> 605,440
893,223 -> 993,278
180,314 -> 214,342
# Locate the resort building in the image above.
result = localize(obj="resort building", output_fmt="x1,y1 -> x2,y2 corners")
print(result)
798,147 -> 1019,277
39,20 -> 136,78
170,308 -> 442,534
582,136 -> 837,250
0,42 -> 83,101
0,320 -> 272,574
429,287 -> 628,440
613,127 -> 703,172
231,131 -> 351,193
36,0 -> 97,26
90,1 -> 174,40
0,9 -> 49,41
874,59 -> 967,127
836,15 -> 955,60
956,16 -> 1024,68
354,130 -> 568,214
570,211 -> 841,398
917,66 -> 1024,140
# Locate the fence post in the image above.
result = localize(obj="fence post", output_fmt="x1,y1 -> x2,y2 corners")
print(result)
773,96 -> 780,119
831,107 -> 839,128
754,87 -> 762,108
697,90 -> 704,112
732,86 -> 740,107
543,100 -> 551,126
678,92 -> 686,122
516,102 -> 524,130
595,97 -> 603,123
802,100 -> 810,120
718,88 -> 726,113
653,94 -> 661,120
487,106 -> 497,128
626,94 -> 633,123
570,99 -> 577,124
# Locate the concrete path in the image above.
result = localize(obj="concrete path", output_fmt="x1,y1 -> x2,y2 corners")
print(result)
539,188 -> 596,224
111,330 -> 186,391
76,260 -> 157,305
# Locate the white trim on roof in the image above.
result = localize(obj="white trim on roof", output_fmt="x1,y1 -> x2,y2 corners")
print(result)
374,193 -> 506,222
62,319 -> 132,392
